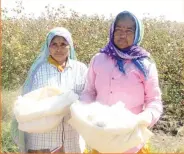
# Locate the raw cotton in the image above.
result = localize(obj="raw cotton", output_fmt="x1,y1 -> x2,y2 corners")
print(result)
68,101 -> 153,153
14,86 -> 79,133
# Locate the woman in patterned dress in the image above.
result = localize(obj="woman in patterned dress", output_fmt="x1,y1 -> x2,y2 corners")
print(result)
12,27 -> 87,153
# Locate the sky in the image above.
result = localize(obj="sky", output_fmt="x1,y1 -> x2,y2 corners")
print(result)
2,0 -> 184,22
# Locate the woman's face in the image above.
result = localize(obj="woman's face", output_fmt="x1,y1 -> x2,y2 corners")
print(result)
113,17 -> 135,49
49,36 -> 70,63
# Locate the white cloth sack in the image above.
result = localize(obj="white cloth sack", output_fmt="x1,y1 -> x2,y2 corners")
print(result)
14,86 -> 79,133
68,101 -> 153,153
18,115 -> 62,133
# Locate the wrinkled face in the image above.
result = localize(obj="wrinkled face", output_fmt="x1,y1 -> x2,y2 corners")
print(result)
113,17 -> 135,49
49,36 -> 70,63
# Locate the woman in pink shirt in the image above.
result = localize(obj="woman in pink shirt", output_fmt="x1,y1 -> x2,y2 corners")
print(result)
80,11 -> 163,153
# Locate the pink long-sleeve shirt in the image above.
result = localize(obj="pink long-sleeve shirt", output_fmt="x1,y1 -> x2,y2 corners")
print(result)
80,53 -> 163,153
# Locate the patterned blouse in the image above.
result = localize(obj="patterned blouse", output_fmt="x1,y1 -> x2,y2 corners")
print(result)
25,59 -> 87,153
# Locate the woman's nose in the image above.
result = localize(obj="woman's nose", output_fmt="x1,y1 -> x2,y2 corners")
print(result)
56,46 -> 64,52
57,48 -> 62,52
119,32 -> 127,38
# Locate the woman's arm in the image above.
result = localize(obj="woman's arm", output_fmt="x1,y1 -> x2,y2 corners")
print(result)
80,56 -> 97,103
74,62 -> 88,95
138,61 -> 163,127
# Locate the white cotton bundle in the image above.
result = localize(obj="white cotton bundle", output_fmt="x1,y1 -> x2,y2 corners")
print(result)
18,115 -> 62,133
68,101 -> 153,153
14,90 -> 78,122
71,102 -> 137,133
13,86 -> 79,133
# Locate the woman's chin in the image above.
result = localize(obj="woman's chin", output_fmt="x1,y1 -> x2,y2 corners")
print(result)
117,45 -> 129,49
54,56 -> 66,61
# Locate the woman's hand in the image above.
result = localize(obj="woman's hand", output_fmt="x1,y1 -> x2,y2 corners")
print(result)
137,110 -> 153,127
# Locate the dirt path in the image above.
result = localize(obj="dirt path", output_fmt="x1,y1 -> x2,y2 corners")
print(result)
150,134 -> 184,152
149,103 -> 184,152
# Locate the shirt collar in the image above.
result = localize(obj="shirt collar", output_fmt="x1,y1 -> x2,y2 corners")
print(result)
65,58 -> 73,69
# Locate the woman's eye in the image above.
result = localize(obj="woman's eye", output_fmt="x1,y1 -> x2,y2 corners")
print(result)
51,43 -> 57,47
61,43 -> 67,47
115,29 -> 121,32
126,30 -> 134,34
126,30 -> 131,34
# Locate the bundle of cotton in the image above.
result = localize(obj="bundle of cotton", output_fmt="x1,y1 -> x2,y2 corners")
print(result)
14,86 -> 79,133
68,101 -> 153,153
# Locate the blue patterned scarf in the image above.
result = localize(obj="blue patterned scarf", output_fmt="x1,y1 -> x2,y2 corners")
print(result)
22,27 -> 76,95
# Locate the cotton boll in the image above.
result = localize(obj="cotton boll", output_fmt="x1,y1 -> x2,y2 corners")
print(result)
83,102 -> 110,127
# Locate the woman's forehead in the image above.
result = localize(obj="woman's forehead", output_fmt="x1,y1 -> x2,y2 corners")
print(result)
51,36 -> 67,42
115,18 -> 135,29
